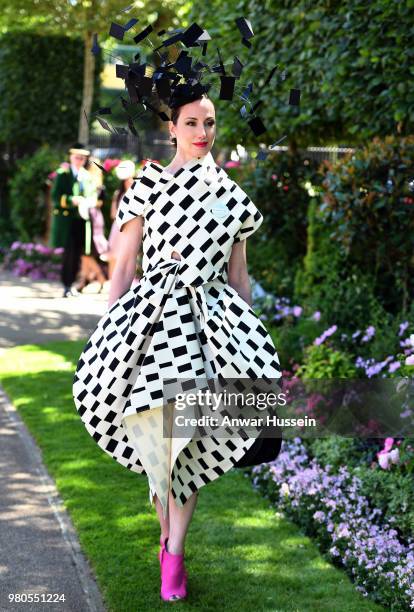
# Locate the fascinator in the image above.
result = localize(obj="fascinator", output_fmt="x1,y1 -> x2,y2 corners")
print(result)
89,9 -> 301,162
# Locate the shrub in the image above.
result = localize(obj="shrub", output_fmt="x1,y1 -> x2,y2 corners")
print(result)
296,343 -> 358,379
9,145 -> 63,242
238,152 -> 321,298
0,32 -> 101,154
3,241 -> 63,280
295,194 -> 391,333
356,464 -> 414,542
319,135 -> 414,315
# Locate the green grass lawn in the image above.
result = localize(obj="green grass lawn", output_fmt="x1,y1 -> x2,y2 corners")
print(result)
0,341 -> 385,612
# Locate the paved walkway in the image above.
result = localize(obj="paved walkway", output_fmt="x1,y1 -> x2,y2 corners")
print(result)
0,271 -> 107,611
0,271 -> 108,352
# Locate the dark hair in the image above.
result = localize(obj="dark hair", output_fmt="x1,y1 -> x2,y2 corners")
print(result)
170,93 -> 212,148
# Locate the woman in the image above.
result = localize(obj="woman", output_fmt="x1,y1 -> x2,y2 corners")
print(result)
75,157 -> 107,292
103,160 -> 136,279
73,92 -> 282,601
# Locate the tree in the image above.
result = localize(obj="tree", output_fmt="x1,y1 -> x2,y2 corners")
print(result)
0,0 -> 180,142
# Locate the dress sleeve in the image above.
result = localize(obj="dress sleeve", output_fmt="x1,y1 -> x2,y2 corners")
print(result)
115,162 -> 162,232
233,198 -> 264,243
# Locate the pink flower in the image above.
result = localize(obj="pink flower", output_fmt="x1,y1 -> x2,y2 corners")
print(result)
103,158 -> 121,172
224,160 -> 240,168
406,354 -> 414,366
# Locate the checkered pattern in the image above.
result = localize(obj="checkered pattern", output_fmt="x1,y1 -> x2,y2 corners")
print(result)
72,153 -> 282,518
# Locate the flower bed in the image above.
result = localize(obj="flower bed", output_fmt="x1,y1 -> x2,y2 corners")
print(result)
249,278 -> 414,607
250,438 -> 414,610
3,241 -> 63,280
250,279 -> 414,375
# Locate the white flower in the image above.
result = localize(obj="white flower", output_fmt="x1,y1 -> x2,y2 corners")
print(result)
378,453 -> 390,470
337,525 -> 351,538
389,448 -> 400,464
410,334 -> 414,347
280,482 -> 290,496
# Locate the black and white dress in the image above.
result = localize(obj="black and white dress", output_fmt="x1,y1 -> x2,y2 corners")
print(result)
72,152 -> 282,518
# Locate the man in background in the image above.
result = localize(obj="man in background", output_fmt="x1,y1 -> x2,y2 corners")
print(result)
50,143 -> 94,297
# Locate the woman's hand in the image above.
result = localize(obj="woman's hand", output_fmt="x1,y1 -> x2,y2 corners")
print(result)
108,216 -> 144,308
227,239 -> 252,306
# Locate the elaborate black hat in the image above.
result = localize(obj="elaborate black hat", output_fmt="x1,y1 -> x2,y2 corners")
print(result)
89,10 -> 301,161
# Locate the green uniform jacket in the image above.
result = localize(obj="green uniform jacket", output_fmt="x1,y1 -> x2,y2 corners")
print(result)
50,167 -> 83,248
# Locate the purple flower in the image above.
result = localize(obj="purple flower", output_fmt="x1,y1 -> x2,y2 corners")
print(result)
388,361 -> 401,373
361,325 -> 375,343
398,321 -> 409,336
29,269 -> 43,280
250,438 -> 414,610
312,310 -> 321,321
292,305 -> 302,317
314,325 -> 338,346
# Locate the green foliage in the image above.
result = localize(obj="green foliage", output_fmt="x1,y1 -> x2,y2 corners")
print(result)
0,217 -> 18,261
267,316 -> 324,372
308,436 -> 414,541
9,145 -> 63,241
298,255 -> 390,335
0,0 -> 176,38
296,138 -> 413,333
0,32 -> 101,153
306,437 -> 364,470
356,464 -> 414,539
188,0 -> 414,146
320,135 -> 414,314
296,343 -> 358,378
237,152 -> 320,297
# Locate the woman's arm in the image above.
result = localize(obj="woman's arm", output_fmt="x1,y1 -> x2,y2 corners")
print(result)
227,240 -> 252,306
108,216 -> 143,308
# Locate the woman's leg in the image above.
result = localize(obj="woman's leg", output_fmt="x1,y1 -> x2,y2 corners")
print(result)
154,490 -> 199,553
165,491 -> 198,555
154,494 -> 170,542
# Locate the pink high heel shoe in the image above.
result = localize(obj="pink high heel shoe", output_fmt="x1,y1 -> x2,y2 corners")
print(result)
160,538 -> 188,602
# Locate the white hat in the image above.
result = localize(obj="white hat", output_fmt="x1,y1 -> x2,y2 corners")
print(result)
115,160 -> 136,180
